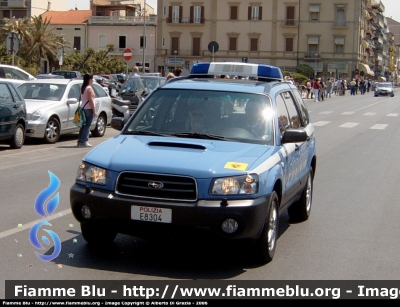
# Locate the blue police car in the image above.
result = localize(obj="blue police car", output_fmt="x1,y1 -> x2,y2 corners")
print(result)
70,62 -> 317,264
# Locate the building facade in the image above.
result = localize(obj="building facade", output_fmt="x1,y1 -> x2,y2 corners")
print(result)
154,0 -> 397,81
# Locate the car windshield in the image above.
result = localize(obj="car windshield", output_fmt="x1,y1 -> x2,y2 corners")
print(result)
120,77 -> 143,93
377,83 -> 392,88
123,89 -> 274,145
18,83 -> 66,101
141,77 -> 165,91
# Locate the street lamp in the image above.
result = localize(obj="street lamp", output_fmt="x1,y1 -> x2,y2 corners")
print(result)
174,50 -> 177,72
314,53 -> 318,77
142,0 -> 146,74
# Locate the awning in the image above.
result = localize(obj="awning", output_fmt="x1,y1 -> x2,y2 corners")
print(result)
335,37 -> 345,45
379,76 -> 386,81
358,63 -> 372,75
369,70 -> 375,76
308,36 -> 319,44
309,4 -> 320,12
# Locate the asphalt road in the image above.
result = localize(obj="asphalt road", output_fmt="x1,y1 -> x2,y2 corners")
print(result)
1,89 -> 400,299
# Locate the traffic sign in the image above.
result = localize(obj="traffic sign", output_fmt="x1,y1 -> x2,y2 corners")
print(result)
123,48 -> 132,61
208,41 -> 219,53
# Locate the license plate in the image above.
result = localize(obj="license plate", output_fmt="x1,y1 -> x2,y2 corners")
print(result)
131,205 -> 172,223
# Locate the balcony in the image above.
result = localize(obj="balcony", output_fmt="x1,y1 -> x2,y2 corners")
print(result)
304,52 -> 320,59
88,16 -> 156,25
166,16 -> 204,24
0,0 -> 27,7
281,19 -> 298,27
332,20 -> 347,28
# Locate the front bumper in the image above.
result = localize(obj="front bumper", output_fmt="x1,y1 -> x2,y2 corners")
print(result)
70,183 -> 270,242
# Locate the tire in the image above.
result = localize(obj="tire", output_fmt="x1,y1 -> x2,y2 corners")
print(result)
81,222 -> 117,245
251,191 -> 279,264
9,123 -> 25,149
43,117 -> 60,144
288,167 -> 313,222
91,113 -> 106,137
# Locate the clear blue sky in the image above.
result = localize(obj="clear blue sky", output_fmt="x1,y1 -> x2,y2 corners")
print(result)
67,0 -> 158,14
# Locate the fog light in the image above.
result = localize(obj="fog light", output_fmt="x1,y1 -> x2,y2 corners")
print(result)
81,205 -> 91,219
221,219 -> 239,234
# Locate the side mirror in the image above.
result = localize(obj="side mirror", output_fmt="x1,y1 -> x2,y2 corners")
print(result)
281,129 -> 308,144
111,117 -> 125,131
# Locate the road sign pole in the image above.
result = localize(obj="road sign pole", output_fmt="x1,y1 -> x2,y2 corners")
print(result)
213,46 -> 214,63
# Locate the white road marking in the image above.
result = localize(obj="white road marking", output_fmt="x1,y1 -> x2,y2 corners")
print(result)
340,122 -> 359,128
370,124 -> 388,130
387,113 -> 398,117
364,112 -> 376,116
342,112 -> 354,115
0,209 -> 72,239
312,121 -> 331,126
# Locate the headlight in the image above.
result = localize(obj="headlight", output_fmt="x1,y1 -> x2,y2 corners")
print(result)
211,174 -> 258,195
27,111 -> 42,121
76,162 -> 107,185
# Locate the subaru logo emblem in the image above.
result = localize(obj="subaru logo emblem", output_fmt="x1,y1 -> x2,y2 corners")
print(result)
148,181 -> 164,189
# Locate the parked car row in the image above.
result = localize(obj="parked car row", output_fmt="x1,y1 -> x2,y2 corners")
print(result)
0,77 -> 113,149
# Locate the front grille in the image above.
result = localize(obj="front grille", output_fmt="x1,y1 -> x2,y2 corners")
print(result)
116,172 -> 197,201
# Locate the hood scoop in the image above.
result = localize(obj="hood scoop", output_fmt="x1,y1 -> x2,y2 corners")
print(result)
148,141 -> 206,150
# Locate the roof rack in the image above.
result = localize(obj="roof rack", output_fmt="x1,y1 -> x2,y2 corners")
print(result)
189,62 -> 284,81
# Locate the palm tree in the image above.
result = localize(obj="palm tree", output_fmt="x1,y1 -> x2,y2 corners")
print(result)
24,15 -> 66,67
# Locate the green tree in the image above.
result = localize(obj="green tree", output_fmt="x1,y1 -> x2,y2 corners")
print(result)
295,64 -> 314,79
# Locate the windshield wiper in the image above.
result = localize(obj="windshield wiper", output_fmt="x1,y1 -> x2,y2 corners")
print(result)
171,132 -> 227,141
122,130 -> 169,137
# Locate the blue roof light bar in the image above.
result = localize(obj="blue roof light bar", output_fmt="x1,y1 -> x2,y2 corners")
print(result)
189,62 -> 284,80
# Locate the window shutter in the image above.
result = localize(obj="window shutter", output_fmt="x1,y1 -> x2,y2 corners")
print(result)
250,38 -> 258,51
190,6 -> 193,23
193,37 -> 200,56
179,6 -> 182,22
259,7 -> 262,20
201,6 -> 204,23
286,37 -> 294,51
248,6 -> 251,20
168,6 -> 172,23
287,6 -> 294,19
229,37 -> 237,50
231,6 -> 237,20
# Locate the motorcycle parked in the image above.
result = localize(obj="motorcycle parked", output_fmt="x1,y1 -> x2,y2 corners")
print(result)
111,97 -> 131,125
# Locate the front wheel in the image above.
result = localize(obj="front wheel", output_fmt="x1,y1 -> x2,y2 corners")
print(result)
9,123 -> 25,149
251,191 -> 279,264
91,113 -> 106,137
43,117 -> 60,144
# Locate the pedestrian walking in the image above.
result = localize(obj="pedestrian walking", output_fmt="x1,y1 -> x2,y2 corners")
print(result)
326,78 -> 333,98
350,79 -> 356,95
313,78 -> 320,102
306,79 -> 312,99
77,73 -> 97,148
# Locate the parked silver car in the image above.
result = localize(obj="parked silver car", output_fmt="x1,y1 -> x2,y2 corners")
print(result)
18,79 -> 112,144
0,64 -> 36,86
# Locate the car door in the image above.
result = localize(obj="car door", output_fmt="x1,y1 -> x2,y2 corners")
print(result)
92,83 -> 111,122
0,83 -> 24,140
66,83 -> 81,130
275,91 -> 304,205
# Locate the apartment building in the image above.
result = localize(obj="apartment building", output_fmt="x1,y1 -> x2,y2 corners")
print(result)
154,0 -> 398,81
87,0 -> 156,72
0,0 -> 66,21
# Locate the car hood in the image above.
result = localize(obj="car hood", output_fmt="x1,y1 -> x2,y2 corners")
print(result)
84,135 -> 275,177
377,86 -> 392,90
24,99 -> 64,113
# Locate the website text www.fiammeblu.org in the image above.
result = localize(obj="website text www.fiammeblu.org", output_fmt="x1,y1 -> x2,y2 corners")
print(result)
5,281 -> 400,300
